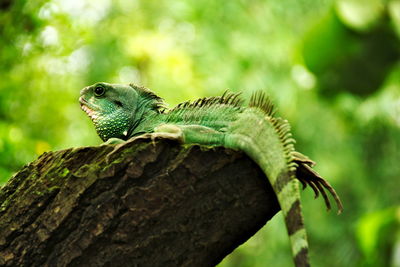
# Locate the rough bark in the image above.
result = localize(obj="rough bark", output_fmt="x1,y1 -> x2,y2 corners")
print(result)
0,138 -> 280,267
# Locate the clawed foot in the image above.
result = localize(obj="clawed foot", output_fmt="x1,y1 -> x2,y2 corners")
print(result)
294,152 -> 343,214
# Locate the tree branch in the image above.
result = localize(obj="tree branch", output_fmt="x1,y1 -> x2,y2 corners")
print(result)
0,138 -> 279,267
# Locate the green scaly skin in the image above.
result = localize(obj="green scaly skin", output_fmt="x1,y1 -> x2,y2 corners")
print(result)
80,82 -> 343,267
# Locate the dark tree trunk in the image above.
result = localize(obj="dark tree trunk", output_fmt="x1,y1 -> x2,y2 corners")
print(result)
0,138 -> 280,267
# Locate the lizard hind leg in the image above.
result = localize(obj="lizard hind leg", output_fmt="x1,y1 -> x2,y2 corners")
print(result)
293,152 -> 343,214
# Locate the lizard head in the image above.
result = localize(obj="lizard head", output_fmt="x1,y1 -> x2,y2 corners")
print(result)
79,82 -> 139,141
80,82 -> 165,142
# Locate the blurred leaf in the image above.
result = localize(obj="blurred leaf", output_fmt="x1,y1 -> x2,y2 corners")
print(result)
389,1 -> 400,37
336,0 -> 385,32
302,9 -> 399,97
357,207 -> 400,266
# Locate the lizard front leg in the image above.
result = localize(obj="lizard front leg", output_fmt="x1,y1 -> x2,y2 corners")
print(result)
128,124 -> 185,145
103,137 -> 126,145
132,124 -> 225,146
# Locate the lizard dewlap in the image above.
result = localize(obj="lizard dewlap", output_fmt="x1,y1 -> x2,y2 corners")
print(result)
80,82 -> 343,267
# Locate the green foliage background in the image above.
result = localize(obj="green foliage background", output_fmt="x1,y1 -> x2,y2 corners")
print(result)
1,0 -> 399,266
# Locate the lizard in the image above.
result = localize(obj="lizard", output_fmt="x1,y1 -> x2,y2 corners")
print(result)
79,82 -> 343,267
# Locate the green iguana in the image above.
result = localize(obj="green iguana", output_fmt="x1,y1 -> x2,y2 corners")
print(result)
79,82 -> 343,267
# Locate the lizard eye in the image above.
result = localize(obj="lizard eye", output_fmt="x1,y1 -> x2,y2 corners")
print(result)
94,85 -> 105,97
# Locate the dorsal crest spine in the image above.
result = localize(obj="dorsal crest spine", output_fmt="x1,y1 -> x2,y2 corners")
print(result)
249,91 -> 276,117
248,91 -> 296,173
170,91 -> 243,112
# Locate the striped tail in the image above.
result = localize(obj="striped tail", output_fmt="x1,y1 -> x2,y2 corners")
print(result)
224,93 -> 311,267
266,119 -> 310,267
275,172 -> 310,267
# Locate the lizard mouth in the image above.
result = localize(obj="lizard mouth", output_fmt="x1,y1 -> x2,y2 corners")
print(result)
79,98 -> 99,121
81,104 -> 99,120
